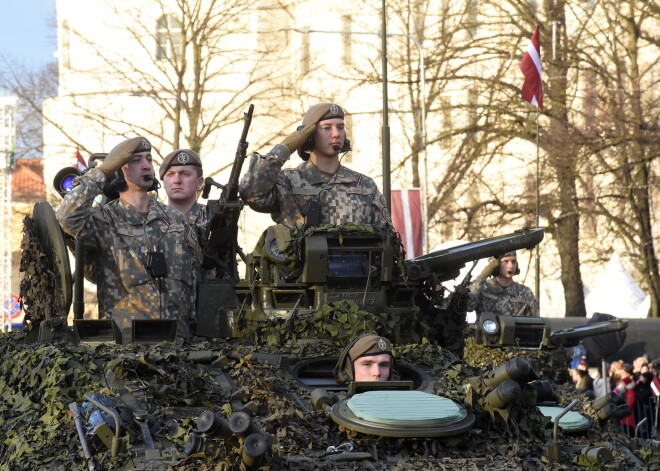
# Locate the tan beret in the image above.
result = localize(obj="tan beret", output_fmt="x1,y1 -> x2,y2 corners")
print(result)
301,103 -> 346,127
348,334 -> 392,361
106,136 -> 152,160
334,334 -> 393,383
159,149 -> 203,179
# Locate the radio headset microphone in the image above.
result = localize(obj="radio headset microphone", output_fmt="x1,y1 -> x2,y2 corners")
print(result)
201,177 -> 214,199
333,145 -> 341,152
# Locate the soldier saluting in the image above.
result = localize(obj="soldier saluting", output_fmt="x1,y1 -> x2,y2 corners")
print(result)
469,251 -> 539,318
239,103 -> 392,227
56,137 -> 202,344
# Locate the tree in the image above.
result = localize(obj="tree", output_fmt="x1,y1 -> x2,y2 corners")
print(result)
45,0 -> 296,176
0,59 -> 58,160
574,0 -> 660,317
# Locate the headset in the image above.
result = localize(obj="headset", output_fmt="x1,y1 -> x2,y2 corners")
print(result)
296,125 -> 352,161
104,167 -> 160,201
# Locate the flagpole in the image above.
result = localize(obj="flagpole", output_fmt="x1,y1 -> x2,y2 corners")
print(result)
535,110 -> 540,304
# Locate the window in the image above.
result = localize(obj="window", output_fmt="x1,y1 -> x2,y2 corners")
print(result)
156,15 -> 183,61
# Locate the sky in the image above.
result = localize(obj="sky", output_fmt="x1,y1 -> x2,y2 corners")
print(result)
0,0 -> 57,69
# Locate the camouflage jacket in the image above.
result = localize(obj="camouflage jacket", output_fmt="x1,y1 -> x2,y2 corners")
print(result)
187,202 -> 208,246
56,168 -> 202,343
239,144 -> 392,227
468,276 -> 539,317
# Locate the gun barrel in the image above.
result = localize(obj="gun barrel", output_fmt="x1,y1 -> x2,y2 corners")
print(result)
226,104 -> 254,201
405,228 -> 544,282
548,319 -> 629,346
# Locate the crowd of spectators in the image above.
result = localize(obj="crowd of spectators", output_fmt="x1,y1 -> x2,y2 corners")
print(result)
569,347 -> 659,439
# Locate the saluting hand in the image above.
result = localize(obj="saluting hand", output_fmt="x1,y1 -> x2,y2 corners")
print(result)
98,137 -> 145,177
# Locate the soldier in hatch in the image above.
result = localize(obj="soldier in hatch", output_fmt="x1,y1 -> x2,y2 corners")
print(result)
335,334 -> 394,383
239,103 -> 392,227
56,137 -> 202,344
469,251 -> 539,318
160,149 -> 208,243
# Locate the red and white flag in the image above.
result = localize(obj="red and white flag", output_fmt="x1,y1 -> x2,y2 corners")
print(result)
520,25 -> 544,111
391,189 -> 423,260
73,149 -> 87,171
651,375 -> 660,397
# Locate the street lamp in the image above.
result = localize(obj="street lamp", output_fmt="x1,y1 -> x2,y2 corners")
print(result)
282,27 -> 429,252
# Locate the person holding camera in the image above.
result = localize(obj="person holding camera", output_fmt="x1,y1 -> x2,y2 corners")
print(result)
239,103 -> 392,228
56,137 -> 201,344
469,251 -> 539,318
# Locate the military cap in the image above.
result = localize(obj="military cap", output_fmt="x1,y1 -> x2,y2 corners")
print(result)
106,136 -> 152,159
334,333 -> 393,384
159,149 -> 203,179
98,136 -> 153,177
348,334 -> 392,361
301,103 -> 346,127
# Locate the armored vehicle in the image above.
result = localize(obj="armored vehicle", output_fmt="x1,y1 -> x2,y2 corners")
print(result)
5,111 -> 654,471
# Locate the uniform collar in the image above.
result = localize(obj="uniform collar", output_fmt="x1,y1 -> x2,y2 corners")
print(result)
117,198 -> 163,225
299,160 -> 354,185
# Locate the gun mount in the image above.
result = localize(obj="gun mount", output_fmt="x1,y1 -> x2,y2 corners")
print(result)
405,227 -> 544,283
471,313 -> 629,350
198,225 -> 545,348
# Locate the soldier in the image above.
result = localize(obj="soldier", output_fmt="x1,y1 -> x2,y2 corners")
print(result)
469,251 -> 539,318
56,137 -> 202,344
160,149 -> 207,242
239,103 -> 392,227
334,334 -> 393,383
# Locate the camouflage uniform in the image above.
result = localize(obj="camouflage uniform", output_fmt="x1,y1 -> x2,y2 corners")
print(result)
187,202 -> 208,246
56,167 -> 202,343
239,144 -> 392,227
469,276 -> 539,317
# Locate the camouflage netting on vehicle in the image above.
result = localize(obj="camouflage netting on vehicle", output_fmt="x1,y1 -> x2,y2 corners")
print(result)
0,332 -> 651,471
463,336 -> 571,384
19,215 -> 58,329
243,300 -> 413,348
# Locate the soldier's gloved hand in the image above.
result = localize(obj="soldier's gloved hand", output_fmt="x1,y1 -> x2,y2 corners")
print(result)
480,257 -> 501,278
280,123 -> 316,153
98,137 -> 144,177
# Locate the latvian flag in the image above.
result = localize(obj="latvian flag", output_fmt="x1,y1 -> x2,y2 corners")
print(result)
520,25 -> 544,111
391,189 -> 423,260
74,149 -> 87,171
652,375 -> 660,397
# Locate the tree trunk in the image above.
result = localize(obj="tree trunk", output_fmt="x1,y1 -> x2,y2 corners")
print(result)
545,0 -> 586,317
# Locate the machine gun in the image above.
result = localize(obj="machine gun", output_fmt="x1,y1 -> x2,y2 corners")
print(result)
202,104 -> 254,281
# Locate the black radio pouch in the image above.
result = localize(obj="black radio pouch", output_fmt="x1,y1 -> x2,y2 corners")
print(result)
303,198 -> 322,226
145,251 -> 168,279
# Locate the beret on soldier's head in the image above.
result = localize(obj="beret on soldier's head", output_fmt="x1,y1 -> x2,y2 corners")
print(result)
301,103 -> 346,127
496,251 -> 517,260
159,149 -> 203,179
335,333 -> 393,384
348,334 -> 392,362
107,136 -> 152,160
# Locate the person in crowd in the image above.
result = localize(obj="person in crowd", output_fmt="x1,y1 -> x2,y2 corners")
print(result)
571,368 -> 594,398
334,334 -> 394,383
56,137 -> 201,344
239,103 -> 392,228
614,363 -> 637,437
632,357 -> 655,438
469,251 -> 539,318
